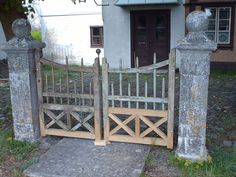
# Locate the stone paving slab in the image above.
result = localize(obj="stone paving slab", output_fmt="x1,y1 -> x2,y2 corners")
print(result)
25,138 -> 150,177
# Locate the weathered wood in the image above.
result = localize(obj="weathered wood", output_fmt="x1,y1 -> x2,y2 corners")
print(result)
109,114 -> 136,136
136,72 -> 139,108
67,110 -> 72,130
128,82 -> 131,108
108,69 -> 168,74
119,72 -> 123,107
51,66 -> 56,103
93,57 -> 102,141
167,49 -> 176,149
135,115 -> 140,138
109,113 -> 135,137
45,74 -> 49,103
45,128 -> 95,139
108,135 -> 167,146
145,81 -> 148,109
109,59 -> 169,73
111,82 -> 114,107
81,58 -> 85,106
42,104 -> 94,112
102,58 -> 109,141
66,57 -> 70,104
162,77 -> 165,110
74,81 -> 77,105
140,117 -> 168,138
70,111 -> 94,132
153,68 -> 157,109
89,82 -> 92,106
108,95 -> 167,104
45,111 -> 65,129
108,107 -> 168,118
59,79 -> 62,104
36,57 -> 46,136
42,92 -> 94,99
139,115 -> 167,140
44,109 -> 69,130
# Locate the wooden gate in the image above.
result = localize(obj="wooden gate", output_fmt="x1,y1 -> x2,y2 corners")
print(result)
36,57 -> 102,142
102,50 -> 175,149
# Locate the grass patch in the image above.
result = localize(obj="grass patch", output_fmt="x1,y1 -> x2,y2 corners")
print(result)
0,131 -> 38,163
210,69 -> 236,79
0,102 -> 12,115
31,31 -> 42,42
168,147 -> 236,177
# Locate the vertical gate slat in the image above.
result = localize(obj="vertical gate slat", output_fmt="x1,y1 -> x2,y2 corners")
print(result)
167,49 -> 176,149
59,79 -> 62,104
136,73 -> 139,109
111,82 -> 114,107
66,57 -> 70,104
89,82 -> 92,106
74,81 -> 77,105
162,77 -> 165,110
153,52 -> 157,109
145,81 -> 148,109
51,66 -> 56,103
119,72 -> 123,107
45,74 -> 49,103
128,82 -> 131,108
81,58 -> 85,106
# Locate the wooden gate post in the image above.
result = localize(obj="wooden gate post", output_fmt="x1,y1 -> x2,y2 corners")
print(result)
102,58 -> 109,143
93,57 -> 102,143
167,49 -> 176,149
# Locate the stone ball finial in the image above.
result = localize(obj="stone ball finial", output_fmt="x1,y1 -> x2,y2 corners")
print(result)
12,19 -> 31,39
186,10 -> 210,32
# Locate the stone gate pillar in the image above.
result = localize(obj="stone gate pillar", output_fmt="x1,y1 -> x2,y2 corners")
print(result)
175,11 -> 217,160
1,19 -> 45,142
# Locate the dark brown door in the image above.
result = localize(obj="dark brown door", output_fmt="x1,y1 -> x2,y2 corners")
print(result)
131,10 -> 170,67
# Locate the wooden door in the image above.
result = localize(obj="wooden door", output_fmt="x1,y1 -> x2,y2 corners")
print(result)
131,10 -> 170,67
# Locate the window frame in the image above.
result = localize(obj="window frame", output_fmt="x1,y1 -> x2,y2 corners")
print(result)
90,26 -> 104,48
205,7 -> 232,47
203,5 -> 235,49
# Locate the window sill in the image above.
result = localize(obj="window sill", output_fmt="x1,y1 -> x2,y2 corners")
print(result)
217,44 -> 233,50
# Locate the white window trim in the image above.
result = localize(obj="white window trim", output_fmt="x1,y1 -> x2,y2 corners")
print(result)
206,7 -> 232,45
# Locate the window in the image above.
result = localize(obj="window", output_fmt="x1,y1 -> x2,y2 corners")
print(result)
90,26 -> 103,48
206,7 -> 232,45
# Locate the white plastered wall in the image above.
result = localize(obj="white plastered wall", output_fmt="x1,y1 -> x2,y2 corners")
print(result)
36,0 -> 103,65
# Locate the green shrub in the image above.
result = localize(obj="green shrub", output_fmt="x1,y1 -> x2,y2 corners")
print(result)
31,30 -> 42,42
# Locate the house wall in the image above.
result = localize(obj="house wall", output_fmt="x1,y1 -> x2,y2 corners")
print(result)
35,0 -> 103,65
103,0 -> 185,68
0,21 -> 7,60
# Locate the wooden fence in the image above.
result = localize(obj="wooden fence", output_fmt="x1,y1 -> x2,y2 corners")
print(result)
36,57 -> 102,142
102,49 -> 175,149
36,49 -> 176,149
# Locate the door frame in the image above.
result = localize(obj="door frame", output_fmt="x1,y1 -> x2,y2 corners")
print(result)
130,10 -> 171,67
